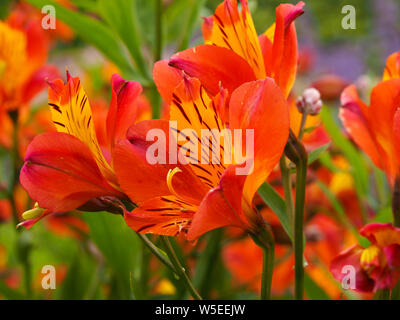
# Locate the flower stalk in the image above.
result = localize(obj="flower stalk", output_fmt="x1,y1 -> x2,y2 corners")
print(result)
250,226 -> 275,300
160,235 -> 202,300
392,177 -> 400,227
284,130 -> 308,300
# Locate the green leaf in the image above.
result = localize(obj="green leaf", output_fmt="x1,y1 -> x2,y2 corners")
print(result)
97,0 -> 150,79
258,182 -> 292,241
83,212 -> 140,299
193,229 -> 223,298
27,0 -> 141,81
177,0 -> 206,50
57,254 -> 95,299
304,274 -> 330,300
308,143 -> 331,165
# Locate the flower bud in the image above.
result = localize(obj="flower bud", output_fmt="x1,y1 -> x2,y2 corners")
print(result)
296,88 -> 323,115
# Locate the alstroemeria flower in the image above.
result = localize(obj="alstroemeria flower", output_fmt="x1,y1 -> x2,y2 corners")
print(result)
154,0 -> 304,102
330,223 -> 400,292
339,51 -> 400,185
114,75 -> 289,239
0,5 -> 60,152
0,6 -> 58,111
19,72 -> 148,227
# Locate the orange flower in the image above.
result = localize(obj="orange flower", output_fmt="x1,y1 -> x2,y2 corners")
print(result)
339,51 -> 400,184
0,5 -> 60,152
154,0 -> 304,103
114,74 -> 289,240
19,72 -> 148,227
0,5 -> 59,111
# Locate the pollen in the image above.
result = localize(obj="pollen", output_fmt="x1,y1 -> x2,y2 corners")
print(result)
0,21 -> 28,95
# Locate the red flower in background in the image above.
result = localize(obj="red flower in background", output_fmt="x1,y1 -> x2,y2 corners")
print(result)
330,223 -> 400,292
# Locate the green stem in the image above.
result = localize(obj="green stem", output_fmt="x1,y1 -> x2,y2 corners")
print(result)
151,0 -> 163,119
160,236 -> 202,300
284,130 -> 308,300
154,0 -> 163,62
298,111 -> 308,140
193,229 -> 223,298
392,177 -> 400,227
9,110 -> 20,226
250,228 -> 275,300
137,233 -> 175,272
279,156 -> 294,228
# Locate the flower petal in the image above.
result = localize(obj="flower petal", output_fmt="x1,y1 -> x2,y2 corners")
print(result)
113,120 -> 209,204
187,165 -> 249,240
169,76 -> 228,189
369,79 -> 400,180
169,44 -> 256,96
330,245 -> 375,292
339,85 -> 382,169
153,60 -> 184,104
229,78 -> 289,203
106,74 -> 143,150
21,65 -> 60,104
48,72 -> 115,183
203,0 -> 266,78
383,51 -> 400,81
124,195 -> 197,237
260,2 -> 305,97
20,132 -> 120,213
360,223 -> 400,247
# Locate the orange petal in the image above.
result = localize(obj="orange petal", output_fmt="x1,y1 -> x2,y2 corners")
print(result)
187,165 -> 249,240
203,0 -> 265,78
169,44 -> 256,96
113,120 -> 209,204
383,51 -> 400,81
153,60 -> 184,104
394,108 -> 400,167
369,79 -> 400,180
48,72 -> 116,184
229,78 -> 289,203
20,132 -> 120,213
124,196 -> 197,237
339,85 -> 382,170
261,2 -> 304,97
106,74 -> 142,150
21,65 -> 60,104
170,77 -> 228,189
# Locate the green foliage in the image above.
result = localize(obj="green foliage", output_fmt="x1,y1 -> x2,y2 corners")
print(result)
27,0 -> 143,82
258,182 -> 292,242
83,212 -> 141,299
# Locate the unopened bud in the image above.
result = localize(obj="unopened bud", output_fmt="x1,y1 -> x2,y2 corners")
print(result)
296,88 -> 323,115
